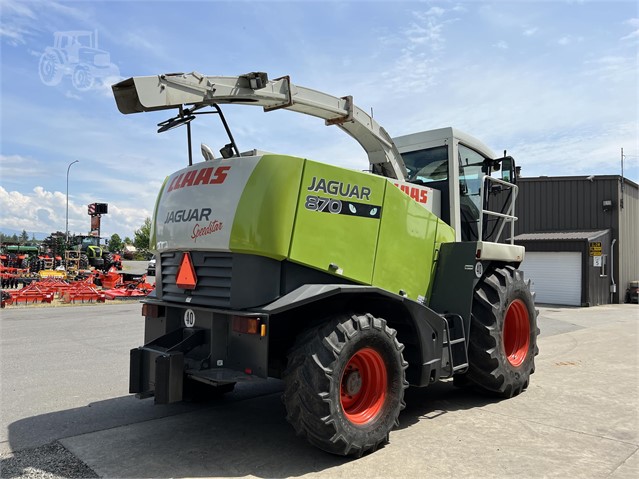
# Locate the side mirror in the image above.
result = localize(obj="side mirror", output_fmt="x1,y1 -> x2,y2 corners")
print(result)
219,143 -> 235,159
500,156 -> 516,184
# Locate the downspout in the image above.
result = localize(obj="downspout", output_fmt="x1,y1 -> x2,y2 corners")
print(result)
610,238 -> 617,303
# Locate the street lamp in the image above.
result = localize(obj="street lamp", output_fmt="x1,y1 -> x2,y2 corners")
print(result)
65,160 -> 79,244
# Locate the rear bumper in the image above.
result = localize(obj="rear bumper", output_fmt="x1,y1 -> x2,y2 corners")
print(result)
130,302 -> 268,404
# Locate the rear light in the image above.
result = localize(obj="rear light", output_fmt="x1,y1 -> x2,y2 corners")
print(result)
142,303 -> 164,318
232,316 -> 266,336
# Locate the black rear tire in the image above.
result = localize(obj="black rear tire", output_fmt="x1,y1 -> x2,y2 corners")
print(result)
283,313 -> 407,457
104,253 -> 114,268
459,265 -> 539,398
79,254 -> 89,270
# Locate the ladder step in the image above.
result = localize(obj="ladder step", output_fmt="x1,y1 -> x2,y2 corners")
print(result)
440,313 -> 469,378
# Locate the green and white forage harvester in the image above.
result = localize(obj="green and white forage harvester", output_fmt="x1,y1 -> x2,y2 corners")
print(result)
112,71 -> 539,456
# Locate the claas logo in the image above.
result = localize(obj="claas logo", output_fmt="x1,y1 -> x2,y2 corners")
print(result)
167,166 -> 230,193
394,183 -> 428,204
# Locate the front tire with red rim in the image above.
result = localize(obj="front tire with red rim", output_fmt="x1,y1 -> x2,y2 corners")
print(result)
461,265 -> 539,398
283,313 -> 407,456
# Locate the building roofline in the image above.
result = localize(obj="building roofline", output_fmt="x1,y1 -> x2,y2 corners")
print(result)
514,229 -> 611,242
518,175 -> 638,189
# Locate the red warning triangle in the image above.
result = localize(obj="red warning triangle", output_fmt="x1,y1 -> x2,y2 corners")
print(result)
176,252 -> 197,289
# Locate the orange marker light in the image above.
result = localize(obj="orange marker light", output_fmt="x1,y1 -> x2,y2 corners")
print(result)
232,316 -> 263,335
176,252 -> 197,289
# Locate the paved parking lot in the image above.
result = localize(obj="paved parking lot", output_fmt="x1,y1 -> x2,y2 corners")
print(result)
1,302 -> 637,478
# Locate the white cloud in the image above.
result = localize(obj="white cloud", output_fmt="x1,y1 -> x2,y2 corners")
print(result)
0,0 -> 91,45
494,41 -> 509,50
0,0 -> 36,19
583,55 -> 637,83
64,90 -> 82,100
410,8 -> 455,52
0,154 -> 44,181
523,27 -> 538,37
382,7 -> 461,92
425,6 -> 445,17
511,121 -> 638,179
0,185 -> 152,238
557,35 -> 584,46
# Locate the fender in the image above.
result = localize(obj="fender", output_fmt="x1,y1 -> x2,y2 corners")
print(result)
258,284 -> 447,386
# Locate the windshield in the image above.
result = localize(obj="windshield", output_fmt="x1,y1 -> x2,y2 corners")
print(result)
81,237 -> 99,248
400,146 -> 449,183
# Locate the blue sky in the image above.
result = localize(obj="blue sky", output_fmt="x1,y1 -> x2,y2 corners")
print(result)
1,0 -> 637,239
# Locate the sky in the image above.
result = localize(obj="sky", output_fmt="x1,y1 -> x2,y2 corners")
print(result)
0,0 -> 637,240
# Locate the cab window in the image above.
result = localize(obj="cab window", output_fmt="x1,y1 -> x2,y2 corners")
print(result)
458,144 -> 489,240
401,146 -> 448,183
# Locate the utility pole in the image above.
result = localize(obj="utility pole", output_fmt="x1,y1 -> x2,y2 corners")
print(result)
66,160 -> 80,244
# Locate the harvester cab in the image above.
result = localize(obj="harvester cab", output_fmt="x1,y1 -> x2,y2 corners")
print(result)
112,71 -> 538,457
394,128 -> 519,246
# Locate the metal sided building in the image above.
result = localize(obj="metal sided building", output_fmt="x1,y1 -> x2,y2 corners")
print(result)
511,175 -> 638,306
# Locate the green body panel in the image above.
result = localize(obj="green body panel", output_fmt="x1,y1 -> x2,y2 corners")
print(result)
373,183 -> 443,299
289,160 -> 387,284
152,153 -> 455,301
230,155 -> 305,260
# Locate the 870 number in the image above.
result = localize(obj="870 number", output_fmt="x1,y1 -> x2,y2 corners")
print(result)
305,195 -> 342,214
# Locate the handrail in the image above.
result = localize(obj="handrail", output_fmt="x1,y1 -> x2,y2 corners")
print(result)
478,176 -> 518,244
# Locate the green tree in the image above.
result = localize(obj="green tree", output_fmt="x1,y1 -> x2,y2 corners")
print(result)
123,236 -> 132,245
133,217 -> 151,250
108,233 -> 123,252
19,230 -> 28,243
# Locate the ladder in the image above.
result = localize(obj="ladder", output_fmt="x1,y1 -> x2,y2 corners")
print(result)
441,314 -> 469,377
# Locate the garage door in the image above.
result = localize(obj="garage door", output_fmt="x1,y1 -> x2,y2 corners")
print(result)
520,251 -> 582,306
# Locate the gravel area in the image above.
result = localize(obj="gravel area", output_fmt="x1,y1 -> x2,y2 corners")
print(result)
0,442 -> 98,479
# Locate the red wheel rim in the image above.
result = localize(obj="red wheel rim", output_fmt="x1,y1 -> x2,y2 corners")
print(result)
503,299 -> 530,367
340,347 -> 387,425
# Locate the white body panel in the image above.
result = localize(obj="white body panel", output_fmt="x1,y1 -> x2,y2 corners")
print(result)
476,241 -> 525,263
153,157 -> 261,251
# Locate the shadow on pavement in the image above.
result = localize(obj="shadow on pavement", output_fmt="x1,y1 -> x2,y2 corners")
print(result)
5,380 -> 502,478
399,380 -> 501,430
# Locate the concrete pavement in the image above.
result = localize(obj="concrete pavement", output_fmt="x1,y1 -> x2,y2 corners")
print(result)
1,303 -> 637,478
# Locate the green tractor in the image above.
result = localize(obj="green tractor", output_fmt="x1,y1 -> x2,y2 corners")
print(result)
0,244 -> 40,269
70,235 -> 121,271
113,72 -> 538,456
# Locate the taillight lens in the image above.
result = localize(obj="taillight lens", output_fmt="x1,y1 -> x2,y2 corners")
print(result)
142,303 -> 164,318
232,316 -> 266,336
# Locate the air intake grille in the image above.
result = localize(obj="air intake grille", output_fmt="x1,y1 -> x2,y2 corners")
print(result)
160,251 -> 232,307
